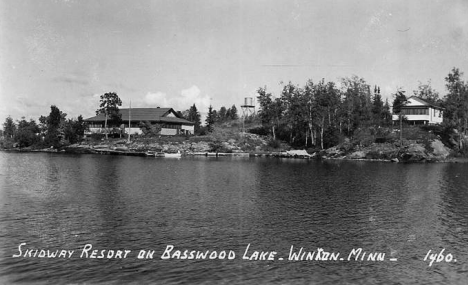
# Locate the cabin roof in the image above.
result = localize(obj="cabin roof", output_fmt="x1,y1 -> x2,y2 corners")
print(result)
402,96 -> 444,110
84,108 -> 194,125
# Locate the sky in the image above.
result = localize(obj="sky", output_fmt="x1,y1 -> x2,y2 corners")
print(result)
1,0 -> 468,122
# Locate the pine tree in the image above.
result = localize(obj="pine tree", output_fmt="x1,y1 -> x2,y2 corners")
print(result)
205,105 -> 215,132
393,89 -> 408,144
187,104 -> 201,134
2,116 -> 16,139
229,105 -> 238,120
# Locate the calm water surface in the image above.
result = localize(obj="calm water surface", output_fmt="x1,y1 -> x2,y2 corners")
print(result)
1,152 -> 468,284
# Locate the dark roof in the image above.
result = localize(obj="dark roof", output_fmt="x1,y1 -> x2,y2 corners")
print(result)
403,96 -> 444,110
84,108 -> 194,125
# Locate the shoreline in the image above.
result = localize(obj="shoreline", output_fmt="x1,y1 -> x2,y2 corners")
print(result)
0,147 -> 308,159
2,147 -> 467,163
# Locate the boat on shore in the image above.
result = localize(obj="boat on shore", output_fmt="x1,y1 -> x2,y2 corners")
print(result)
152,150 -> 182,158
163,152 -> 182,158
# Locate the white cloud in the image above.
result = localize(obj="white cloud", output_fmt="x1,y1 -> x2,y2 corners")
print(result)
141,85 -> 211,113
144,91 -> 169,107
177,85 -> 211,112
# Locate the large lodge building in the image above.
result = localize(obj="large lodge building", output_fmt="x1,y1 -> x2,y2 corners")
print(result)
84,107 -> 195,136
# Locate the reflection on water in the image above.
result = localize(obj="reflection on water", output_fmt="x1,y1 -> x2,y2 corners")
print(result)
1,152 -> 468,284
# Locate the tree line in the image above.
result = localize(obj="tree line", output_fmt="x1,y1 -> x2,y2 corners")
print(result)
2,105 -> 87,148
256,76 -> 392,149
3,67 -> 466,149
255,67 -> 468,149
1,91 -> 241,146
1,92 -> 123,148
181,104 -> 238,135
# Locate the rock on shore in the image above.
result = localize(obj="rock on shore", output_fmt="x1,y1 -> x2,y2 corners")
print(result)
62,133 -> 269,155
323,139 -> 452,162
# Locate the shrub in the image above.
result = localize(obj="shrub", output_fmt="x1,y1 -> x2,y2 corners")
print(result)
268,139 -> 281,149
197,126 -> 209,136
0,138 -> 14,149
209,140 -> 223,152
90,133 -> 106,141
322,127 -> 340,148
248,126 -> 269,136
189,136 -> 212,143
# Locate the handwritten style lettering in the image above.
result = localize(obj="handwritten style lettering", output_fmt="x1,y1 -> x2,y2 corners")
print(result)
12,243 -> 74,258
160,245 -> 236,260
80,244 -> 131,259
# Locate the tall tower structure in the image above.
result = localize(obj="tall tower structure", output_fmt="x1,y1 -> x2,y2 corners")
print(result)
241,97 -> 255,134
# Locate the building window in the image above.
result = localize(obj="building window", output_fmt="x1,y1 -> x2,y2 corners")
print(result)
161,124 -> 181,129
402,108 -> 428,115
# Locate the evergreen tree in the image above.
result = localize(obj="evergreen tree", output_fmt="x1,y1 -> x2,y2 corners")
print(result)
372,87 -> 384,126
212,110 -> 218,123
383,99 -> 392,126
218,106 -> 227,122
2,116 -> 16,139
187,104 -> 201,134
392,89 -> 408,144
205,105 -> 215,132
44,105 -> 67,147
229,105 -> 238,120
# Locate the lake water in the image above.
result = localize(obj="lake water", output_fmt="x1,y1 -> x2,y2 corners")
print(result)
1,152 -> 468,284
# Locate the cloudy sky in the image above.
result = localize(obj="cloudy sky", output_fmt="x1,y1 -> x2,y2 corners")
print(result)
1,0 -> 467,121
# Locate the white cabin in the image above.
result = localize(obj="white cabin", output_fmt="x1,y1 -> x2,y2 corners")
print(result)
392,96 -> 443,125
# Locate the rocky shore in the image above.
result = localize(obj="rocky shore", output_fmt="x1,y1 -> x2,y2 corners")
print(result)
2,131 -> 464,163
320,139 -> 452,162
4,138 -> 458,163
59,137 -> 314,159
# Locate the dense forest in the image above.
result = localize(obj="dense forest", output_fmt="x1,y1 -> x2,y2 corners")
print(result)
253,68 -> 468,149
1,106 -> 87,149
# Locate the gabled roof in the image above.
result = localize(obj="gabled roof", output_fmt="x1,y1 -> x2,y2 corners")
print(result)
407,96 -> 430,106
402,96 -> 444,110
84,108 -> 194,125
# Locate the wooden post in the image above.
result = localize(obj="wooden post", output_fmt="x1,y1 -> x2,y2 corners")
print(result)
104,110 -> 108,140
127,101 -> 131,143
400,113 -> 403,145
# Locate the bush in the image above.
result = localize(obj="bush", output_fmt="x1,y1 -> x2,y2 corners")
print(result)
248,126 -> 269,136
90,133 -> 106,141
268,139 -> 281,149
420,124 -> 444,133
322,127 -> 340,148
138,121 -> 161,136
420,124 -> 455,147
189,135 -> 212,143
360,137 -> 375,147
375,137 -> 388,143
16,131 -> 41,148
0,138 -> 14,149
209,140 -> 223,152
197,126 -> 209,136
